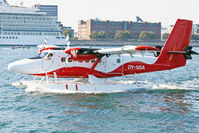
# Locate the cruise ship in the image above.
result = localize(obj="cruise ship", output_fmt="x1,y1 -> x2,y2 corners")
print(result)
0,0 -> 66,45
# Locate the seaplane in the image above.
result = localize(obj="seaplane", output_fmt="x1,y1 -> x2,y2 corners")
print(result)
8,19 -> 198,93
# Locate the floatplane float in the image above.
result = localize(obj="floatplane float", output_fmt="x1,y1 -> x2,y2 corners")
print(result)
8,19 -> 199,93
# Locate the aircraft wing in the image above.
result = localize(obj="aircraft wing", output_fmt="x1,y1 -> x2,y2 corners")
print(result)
94,45 -> 161,55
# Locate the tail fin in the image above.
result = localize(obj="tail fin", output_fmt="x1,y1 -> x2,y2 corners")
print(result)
156,19 -> 192,68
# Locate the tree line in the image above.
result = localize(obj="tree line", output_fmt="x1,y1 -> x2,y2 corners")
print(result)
63,29 -> 199,41
62,29 -> 78,40
89,30 -> 159,41
162,33 -> 199,41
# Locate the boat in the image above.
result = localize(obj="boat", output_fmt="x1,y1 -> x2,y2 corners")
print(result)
0,0 -> 66,46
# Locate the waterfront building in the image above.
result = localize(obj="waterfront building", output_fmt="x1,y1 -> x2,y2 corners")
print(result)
0,0 -> 66,45
161,27 -> 169,40
192,24 -> 199,34
78,19 -> 161,40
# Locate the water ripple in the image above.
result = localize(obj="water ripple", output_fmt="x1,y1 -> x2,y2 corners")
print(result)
1,47 -> 199,132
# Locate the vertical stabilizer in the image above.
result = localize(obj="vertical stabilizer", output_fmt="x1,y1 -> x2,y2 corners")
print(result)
156,19 -> 192,68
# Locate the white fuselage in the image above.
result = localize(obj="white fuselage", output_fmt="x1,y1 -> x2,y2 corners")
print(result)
8,50 -> 158,77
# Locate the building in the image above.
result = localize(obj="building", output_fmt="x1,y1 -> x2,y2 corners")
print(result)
0,0 -> 66,45
161,27 -> 169,40
34,4 -> 58,17
78,19 -> 161,40
192,24 -> 199,34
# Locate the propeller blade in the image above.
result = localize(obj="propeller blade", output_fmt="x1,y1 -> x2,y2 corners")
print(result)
44,36 -> 47,45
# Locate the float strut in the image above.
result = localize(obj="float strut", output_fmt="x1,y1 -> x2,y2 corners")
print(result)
45,73 -> 49,84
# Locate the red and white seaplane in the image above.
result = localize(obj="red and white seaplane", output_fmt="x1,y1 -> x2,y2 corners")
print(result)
8,19 -> 198,93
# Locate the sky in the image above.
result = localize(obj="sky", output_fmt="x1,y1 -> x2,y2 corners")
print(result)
6,0 -> 199,31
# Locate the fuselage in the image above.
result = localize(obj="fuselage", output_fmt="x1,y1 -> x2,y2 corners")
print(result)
8,49 -> 172,78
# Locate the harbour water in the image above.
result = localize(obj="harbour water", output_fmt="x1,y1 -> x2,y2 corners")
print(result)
1,46 -> 199,132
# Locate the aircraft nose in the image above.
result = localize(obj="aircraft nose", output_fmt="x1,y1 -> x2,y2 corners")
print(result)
8,60 -> 27,74
8,59 -> 43,74
8,62 -> 17,73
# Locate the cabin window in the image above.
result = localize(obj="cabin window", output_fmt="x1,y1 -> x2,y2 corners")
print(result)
61,57 -> 66,62
117,59 -> 121,63
68,58 -> 72,62
85,60 -> 89,63
79,61 -> 83,63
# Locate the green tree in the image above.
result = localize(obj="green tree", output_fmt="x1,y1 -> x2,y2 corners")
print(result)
71,37 -> 78,40
90,31 -> 98,39
162,33 -> 170,40
63,29 -> 73,38
139,31 -> 156,41
90,31 -> 106,40
115,30 -> 131,40
191,34 -> 199,41
97,31 -> 106,39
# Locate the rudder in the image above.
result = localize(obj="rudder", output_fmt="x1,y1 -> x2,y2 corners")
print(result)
156,19 -> 192,68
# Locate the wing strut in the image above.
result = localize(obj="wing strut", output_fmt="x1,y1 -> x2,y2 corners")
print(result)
90,55 -> 104,73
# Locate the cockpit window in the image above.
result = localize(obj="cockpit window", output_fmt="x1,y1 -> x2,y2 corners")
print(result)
47,53 -> 53,58
45,53 -> 53,60
29,52 -> 49,59
39,52 -> 48,58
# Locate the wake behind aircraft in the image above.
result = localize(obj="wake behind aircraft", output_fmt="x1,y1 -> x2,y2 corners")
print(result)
8,19 -> 199,93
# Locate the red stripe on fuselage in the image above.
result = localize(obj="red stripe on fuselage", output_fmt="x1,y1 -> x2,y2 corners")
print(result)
30,61 -> 172,78
40,47 -> 55,53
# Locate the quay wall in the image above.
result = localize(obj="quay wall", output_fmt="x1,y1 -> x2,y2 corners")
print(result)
71,40 -> 199,47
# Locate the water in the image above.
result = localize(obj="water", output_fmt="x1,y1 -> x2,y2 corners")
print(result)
1,46 -> 199,133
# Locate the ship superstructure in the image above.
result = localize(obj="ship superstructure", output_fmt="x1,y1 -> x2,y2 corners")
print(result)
0,0 -> 66,45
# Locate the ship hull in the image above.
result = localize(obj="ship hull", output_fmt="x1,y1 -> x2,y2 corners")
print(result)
0,35 -> 66,46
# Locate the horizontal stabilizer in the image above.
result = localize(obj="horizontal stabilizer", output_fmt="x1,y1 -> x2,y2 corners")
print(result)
167,46 -> 199,59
